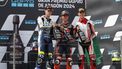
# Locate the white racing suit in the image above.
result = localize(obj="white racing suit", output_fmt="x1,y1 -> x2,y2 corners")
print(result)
72,18 -> 96,69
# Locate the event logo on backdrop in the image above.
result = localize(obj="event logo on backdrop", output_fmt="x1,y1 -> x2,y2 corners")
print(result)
11,0 -> 34,7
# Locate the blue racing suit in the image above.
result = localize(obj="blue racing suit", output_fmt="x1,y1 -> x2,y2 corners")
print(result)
37,15 -> 54,69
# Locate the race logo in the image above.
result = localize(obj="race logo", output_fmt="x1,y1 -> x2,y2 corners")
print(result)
0,0 -> 8,7
11,0 -> 35,7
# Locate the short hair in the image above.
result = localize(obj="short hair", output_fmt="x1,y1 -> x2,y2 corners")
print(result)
45,5 -> 53,11
78,8 -> 85,12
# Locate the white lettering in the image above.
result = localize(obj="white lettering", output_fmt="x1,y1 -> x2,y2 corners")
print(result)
68,0 -> 83,3
38,3 -> 44,8
51,0 -> 67,3
50,0 -> 83,3
45,3 -> 63,8
63,4 -> 75,8
38,0 -> 50,2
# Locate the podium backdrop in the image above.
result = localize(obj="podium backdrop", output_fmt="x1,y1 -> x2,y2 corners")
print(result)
0,0 -> 85,69
0,0 -> 122,69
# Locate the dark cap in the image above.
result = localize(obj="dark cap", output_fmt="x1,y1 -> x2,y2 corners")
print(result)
61,10 -> 69,16
78,8 -> 85,12
45,5 -> 53,11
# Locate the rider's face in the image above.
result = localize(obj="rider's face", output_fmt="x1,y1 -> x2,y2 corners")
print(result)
78,11 -> 85,18
61,15 -> 69,21
45,9 -> 52,17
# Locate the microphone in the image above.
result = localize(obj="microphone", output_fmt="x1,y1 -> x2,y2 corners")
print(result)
13,15 -> 20,24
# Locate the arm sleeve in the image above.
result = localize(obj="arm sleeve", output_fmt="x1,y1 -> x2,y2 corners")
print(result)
89,21 -> 96,39
37,16 -> 43,29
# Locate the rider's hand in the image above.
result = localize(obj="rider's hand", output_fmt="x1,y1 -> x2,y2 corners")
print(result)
84,38 -> 91,43
52,23 -> 56,27
60,26 -> 64,31
76,25 -> 80,32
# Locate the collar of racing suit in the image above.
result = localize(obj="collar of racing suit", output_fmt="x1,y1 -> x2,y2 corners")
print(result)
79,17 -> 88,24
